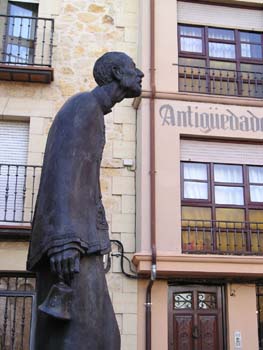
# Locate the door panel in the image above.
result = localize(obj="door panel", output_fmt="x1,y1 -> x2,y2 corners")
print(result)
169,285 -> 225,350
198,315 -> 218,350
174,315 -> 194,350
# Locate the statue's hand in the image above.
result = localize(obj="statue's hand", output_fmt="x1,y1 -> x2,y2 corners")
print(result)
50,249 -> 80,280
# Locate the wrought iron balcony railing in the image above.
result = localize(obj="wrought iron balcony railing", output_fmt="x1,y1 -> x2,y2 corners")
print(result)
182,219 -> 263,255
0,164 -> 42,225
0,272 -> 36,350
0,14 -> 54,67
176,64 -> 263,98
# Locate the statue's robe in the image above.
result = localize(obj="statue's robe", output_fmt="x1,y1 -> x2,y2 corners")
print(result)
27,87 -> 120,350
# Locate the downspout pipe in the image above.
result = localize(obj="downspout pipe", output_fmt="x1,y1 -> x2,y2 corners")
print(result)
145,0 -> 157,350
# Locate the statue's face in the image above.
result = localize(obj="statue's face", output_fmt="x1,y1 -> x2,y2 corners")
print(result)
119,57 -> 144,98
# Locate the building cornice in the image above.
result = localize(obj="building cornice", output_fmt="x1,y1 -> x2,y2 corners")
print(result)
133,252 -> 263,278
134,91 -> 263,108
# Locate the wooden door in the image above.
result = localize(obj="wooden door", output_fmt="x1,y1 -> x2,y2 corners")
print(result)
169,285 -> 225,350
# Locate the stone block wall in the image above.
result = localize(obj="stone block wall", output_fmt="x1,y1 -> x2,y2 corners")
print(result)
0,1 -> 140,349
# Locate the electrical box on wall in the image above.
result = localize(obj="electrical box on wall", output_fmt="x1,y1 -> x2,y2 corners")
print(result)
234,331 -> 242,349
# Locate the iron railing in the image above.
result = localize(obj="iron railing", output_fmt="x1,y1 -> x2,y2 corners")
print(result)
0,14 -> 54,67
182,219 -> 263,255
0,164 -> 42,224
176,64 -> 263,98
0,272 -> 36,350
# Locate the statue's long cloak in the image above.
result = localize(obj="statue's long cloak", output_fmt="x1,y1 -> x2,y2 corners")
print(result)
27,87 -> 111,270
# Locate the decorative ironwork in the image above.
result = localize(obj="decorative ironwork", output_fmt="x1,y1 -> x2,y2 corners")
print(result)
0,273 -> 36,350
0,164 -> 42,224
198,292 -> 217,309
0,14 -> 54,67
182,219 -> 263,255
175,64 -> 263,98
174,292 -> 193,309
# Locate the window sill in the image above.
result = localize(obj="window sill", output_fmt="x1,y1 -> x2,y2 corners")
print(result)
0,64 -> 54,84
0,225 -> 31,241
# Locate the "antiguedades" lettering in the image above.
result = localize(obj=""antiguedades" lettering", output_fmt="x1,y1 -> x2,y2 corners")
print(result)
159,104 -> 263,133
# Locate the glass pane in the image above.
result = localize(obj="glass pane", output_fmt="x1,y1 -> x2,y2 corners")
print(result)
9,4 -> 35,39
182,207 -> 212,252
216,208 -> 245,227
241,44 -> 262,59
214,164 -> 243,183
216,208 -> 245,253
180,26 -> 202,37
249,210 -> 263,228
208,28 -> 234,40
174,292 -> 193,309
249,210 -> 263,253
178,59 -> 206,92
240,65 -> 263,96
182,206 -> 211,222
241,64 -> 263,74
184,163 -> 207,180
250,185 -> 263,202
240,32 -> 261,44
184,182 -> 208,199
8,16 -> 34,39
179,77 -> 207,94
249,166 -> 263,184
209,42 -> 236,59
242,79 -> 263,98
6,44 -> 31,64
215,186 -> 244,205
210,61 -> 236,77
210,80 -> 237,96
181,37 -> 202,53
198,292 -> 217,309
179,57 -> 206,67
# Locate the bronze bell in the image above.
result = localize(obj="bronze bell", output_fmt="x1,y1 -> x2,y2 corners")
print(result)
38,281 -> 73,321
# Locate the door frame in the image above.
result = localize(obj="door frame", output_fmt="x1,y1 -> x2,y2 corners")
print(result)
168,283 -> 227,350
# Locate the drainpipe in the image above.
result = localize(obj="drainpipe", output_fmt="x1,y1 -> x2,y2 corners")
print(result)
145,0 -> 156,350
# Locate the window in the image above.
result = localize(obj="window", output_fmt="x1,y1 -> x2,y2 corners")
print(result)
0,1 -> 54,82
0,273 -> 36,350
4,1 -> 38,64
178,24 -> 263,98
0,121 -> 29,223
181,162 -> 263,254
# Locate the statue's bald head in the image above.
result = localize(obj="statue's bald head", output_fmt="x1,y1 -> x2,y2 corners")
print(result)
93,52 -> 131,86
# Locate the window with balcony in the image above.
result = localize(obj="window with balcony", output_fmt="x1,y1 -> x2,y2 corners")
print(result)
3,2 -> 38,65
0,1 -> 54,83
178,24 -> 263,98
0,121 -> 41,239
181,162 -> 263,254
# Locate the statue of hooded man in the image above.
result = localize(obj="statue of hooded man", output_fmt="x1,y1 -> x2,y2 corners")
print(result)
27,52 -> 144,350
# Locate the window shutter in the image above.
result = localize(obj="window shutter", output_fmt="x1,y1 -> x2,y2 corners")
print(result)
177,2 -> 262,31
180,139 -> 263,166
0,121 -> 29,222
0,121 -> 29,164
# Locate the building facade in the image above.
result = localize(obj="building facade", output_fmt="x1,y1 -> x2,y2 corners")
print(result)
135,0 -> 263,349
0,0 -> 263,349
0,1 -> 139,349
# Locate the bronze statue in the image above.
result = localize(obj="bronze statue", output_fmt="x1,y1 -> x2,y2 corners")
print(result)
27,52 -> 144,350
